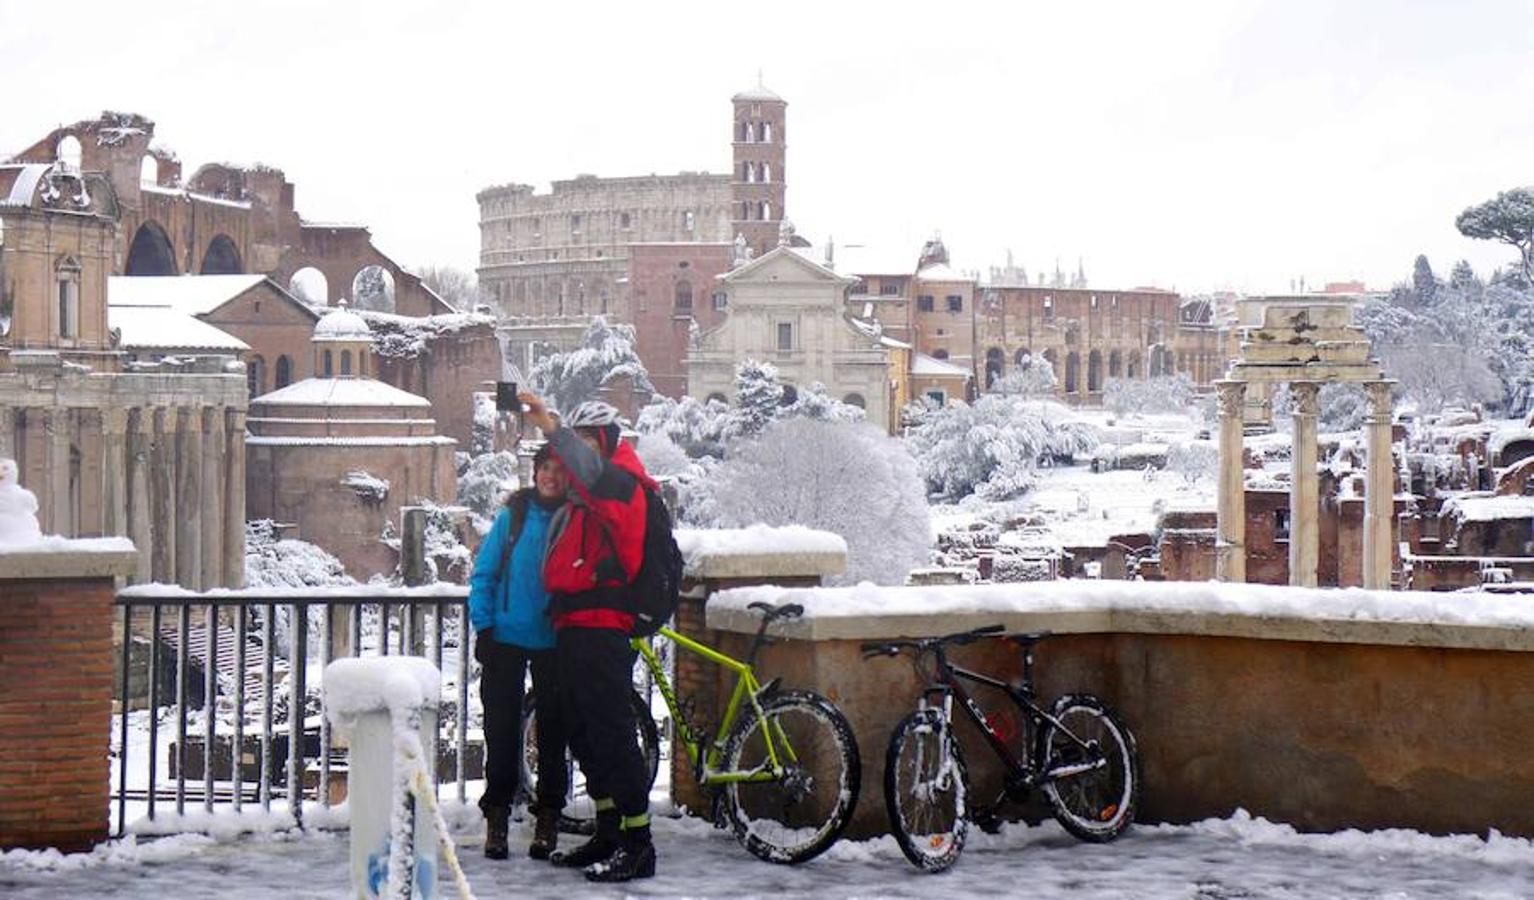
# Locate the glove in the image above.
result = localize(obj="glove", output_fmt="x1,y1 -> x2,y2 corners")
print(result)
474,629 -> 495,665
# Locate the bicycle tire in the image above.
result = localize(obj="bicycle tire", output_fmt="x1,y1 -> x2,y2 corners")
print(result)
520,688 -> 661,827
1041,693 -> 1139,842
719,689 -> 861,865
884,708 -> 969,873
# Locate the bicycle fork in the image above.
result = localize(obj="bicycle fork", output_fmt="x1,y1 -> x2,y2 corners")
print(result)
914,689 -> 959,800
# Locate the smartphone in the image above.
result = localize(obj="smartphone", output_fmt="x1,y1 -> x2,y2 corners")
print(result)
495,381 -> 523,413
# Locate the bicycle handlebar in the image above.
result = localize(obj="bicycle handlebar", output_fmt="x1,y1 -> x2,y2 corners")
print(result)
747,600 -> 805,623
859,624 -> 1006,660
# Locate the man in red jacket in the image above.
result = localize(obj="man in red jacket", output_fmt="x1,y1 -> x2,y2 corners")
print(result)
520,392 -> 657,883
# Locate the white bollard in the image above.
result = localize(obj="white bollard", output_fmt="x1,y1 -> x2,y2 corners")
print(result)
325,657 -> 442,900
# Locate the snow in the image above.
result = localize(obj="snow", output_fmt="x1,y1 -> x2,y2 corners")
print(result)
250,377 -> 431,408
341,470 -> 390,504
915,262 -> 974,282
6,809 -> 1534,898
910,352 -> 971,377
323,657 -> 442,727
1443,494 -> 1534,523
710,577 -> 1534,639
0,163 -> 51,206
312,304 -> 372,341
0,458 -> 42,545
107,275 -> 268,315
676,524 -> 848,565
109,304 -> 250,352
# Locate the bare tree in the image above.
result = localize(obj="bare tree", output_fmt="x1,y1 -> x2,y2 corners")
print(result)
415,264 -> 481,311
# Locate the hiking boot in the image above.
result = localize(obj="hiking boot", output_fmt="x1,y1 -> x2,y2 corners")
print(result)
584,824 -> 655,883
483,806 -> 510,860
528,807 -> 560,861
550,808 -> 618,868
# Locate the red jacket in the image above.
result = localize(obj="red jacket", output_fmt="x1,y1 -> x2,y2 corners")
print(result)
543,427 -> 658,631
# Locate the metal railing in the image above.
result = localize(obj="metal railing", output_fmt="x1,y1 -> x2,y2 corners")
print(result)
112,584 -> 471,837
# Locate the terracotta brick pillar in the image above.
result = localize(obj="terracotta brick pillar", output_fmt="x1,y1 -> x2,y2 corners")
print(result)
0,544 -> 137,851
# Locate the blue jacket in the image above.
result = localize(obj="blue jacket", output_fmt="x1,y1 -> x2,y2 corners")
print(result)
468,491 -> 558,650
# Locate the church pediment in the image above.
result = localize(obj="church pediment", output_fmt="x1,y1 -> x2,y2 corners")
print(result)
720,245 -> 856,287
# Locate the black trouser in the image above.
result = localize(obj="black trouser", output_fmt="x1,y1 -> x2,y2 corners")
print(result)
556,627 -> 649,820
479,641 -> 567,814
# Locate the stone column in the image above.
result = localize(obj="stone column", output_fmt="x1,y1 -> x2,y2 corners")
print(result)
100,407 -> 128,537
1215,380 -> 1248,583
175,406 -> 202,589
1288,381 -> 1320,587
126,409 -> 153,584
0,405 -> 14,461
222,408 -> 247,588
46,407 -> 72,536
1363,381 -> 1396,590
149,407 -> 174,583
199,406 -> 225,590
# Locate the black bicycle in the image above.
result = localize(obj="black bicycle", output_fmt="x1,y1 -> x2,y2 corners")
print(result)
861,625 -> 1140,872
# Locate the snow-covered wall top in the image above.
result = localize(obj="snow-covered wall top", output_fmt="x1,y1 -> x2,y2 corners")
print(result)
707,579 -> 1534,652
0,535 -> 138,580
676,525 -> 847,580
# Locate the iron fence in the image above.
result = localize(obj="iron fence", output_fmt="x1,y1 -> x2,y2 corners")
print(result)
112,585 -> 471,837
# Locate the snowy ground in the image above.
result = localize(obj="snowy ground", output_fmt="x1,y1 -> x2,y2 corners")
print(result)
6,808 -> 1534,899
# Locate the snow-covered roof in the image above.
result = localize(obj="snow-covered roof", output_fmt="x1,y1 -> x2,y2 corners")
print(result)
720,243 -> 856,286
0,163 -> 50,207
733,84 -> 784,102
1443,495 -> 1534,523
912,353 -> 971,378
313,304 -> 372,342
916,262 -> 975,283
108,274 -> 271,316
251,377 -> 429,408
110,305 -> 249,352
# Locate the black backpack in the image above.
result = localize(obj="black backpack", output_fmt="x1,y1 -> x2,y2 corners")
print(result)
629,485 -> 684,637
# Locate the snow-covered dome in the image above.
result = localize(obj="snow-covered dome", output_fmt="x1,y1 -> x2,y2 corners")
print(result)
313,301 -> 371,342
733,84 -> 783,103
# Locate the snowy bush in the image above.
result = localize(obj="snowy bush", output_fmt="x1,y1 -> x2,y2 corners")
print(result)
530,316 -> 655,414
990,356 -> 1058,398
708,418 -> 931,585
635,432 -> 693,479
636,394 -> 731,458
245,519 -> 355,588
471,391 -> 496,455
1103,373 -> 1196,417
1166,440 -> 1219,484
726,359 -> 784,441
457,451 -> 519,533
783,381 -> 866,423
905,395 -> 1101,501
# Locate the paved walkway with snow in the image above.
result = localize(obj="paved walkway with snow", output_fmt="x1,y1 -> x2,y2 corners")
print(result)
5,811 -> 1533,898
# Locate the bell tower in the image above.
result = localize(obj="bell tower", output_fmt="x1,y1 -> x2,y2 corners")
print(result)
731,79 -> 787,258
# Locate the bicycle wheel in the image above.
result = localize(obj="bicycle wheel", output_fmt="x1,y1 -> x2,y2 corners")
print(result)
521,688 -> 661,828
1041,693 -> 1139,842
885,708 -> 968,873
720,689 -> 861,864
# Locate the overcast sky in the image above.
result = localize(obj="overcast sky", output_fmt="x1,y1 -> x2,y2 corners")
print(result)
3,0 -> 1531,295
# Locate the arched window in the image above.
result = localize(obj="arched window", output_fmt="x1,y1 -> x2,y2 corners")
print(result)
358,351 -> 368,377
737,121 -> 750,143
200,234 -> 242,274
1127,351 -> 1141,379
762,122 -> 772,142
932,348 -> 950,360
843,393 -> 866,409
341,350 -> 353,376
248,355 -> 265,397
140,155 -> 159,187
351,265 -> 396,313
1014,348 -> 1031,365
780,384 -> 798,407
56,135 -> 82,171
56,257 -> 81,339
125,221 -> 178,276
761,201 -> 771,220
707,392 -> 729,406
985,347 -> 1004,389
1109,349 -> 1122,378
275,355 -> 293,389
674,280 -> 693,310
1088,350 -> 1103,392
289,267 -> 328,305
761,161 -> 771,182
683,210 -> 695,232
323,349 -> 333,377
1065,352 -> 1081,393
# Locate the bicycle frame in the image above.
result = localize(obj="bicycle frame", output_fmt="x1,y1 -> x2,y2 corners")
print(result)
931,651 -> 1104,791
632,625 -> 792,787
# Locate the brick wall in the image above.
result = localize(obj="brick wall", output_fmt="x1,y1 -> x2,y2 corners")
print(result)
0,576 -> 117,851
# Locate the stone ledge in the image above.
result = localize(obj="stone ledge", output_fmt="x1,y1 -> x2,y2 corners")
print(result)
0,537 -> 138,581
704,580 -> 1534,653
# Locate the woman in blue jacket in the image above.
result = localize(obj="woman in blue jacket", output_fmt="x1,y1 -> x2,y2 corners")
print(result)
468,444 -> 569,861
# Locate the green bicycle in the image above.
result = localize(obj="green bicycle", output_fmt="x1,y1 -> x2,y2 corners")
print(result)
521,601 -> 862,864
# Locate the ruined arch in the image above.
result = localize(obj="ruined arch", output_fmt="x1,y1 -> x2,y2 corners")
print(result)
1065,351 -> 1081,393
200,234 -> 242,274
1127,350 -> 1142,379
125,221 -> 178,276
985,347 -> 1004,389
1088,349 -> 1103,392
351,265 -> 396,313
289,267 -> 328,305
56,134 -> 82,171
140,155 -> 159,186
1109,349 -> 1123,378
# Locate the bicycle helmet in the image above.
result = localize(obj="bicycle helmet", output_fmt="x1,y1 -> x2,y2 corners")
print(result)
563,400 -> 623,455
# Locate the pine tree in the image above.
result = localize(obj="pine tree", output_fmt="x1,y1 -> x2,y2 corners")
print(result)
1411,254 -> 1437,307
729,359 -> 784,440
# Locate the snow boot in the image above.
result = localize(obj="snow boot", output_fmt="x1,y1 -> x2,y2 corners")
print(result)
484,806 -> 510,860
585,822 -> 655,883
528,807 -> 560,861
550,807 -> 618,868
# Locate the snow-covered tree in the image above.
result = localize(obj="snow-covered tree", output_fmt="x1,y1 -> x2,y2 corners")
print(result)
457,451 -> 518,534
728,359 -> 784,440
245,519 -> 355,588
1456,188 -> 1534,284
709,418 -> 931,585
635,394 -> 731,458
529,316 -> 655,415
1410,254 -> 1438,307
783,382 -> 866,423
991,356 -> 1057,398
1166,440 -> 1218,484
905,394 -> 1100,501
1102,373 -> 1196,417
415,264 -> 479,311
